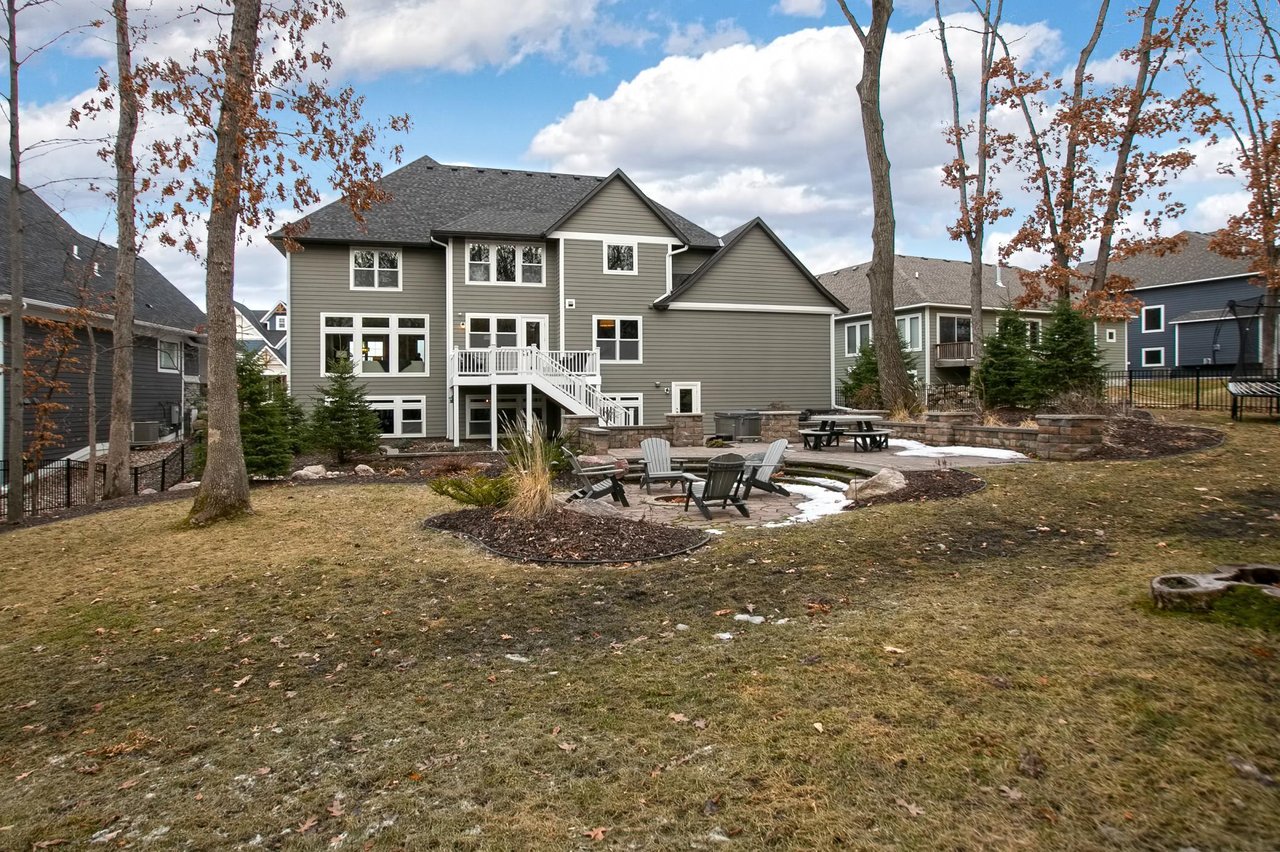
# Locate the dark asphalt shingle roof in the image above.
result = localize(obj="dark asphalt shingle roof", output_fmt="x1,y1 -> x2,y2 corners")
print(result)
1080,231 -> 1258,288
276,155 -> 721,249
0,176 -> 205,333
817,255 -> 1036,316
234,300 -> 287,361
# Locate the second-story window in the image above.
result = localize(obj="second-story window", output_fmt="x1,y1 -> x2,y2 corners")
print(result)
467,242 -> 544,285
351,248 -> 401,290
604,241 -> 636,274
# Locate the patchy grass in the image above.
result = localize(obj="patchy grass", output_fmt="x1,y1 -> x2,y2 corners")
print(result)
1,414 -> 1278,849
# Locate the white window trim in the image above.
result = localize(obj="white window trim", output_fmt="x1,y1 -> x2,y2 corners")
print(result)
1141,305 -> 1165,333
157,339 -> 180,373
276,315 -> 288,331
593,315 -> 643,364
1026,318 -> 1043,345
1105,328 -> 1118,343
368,396 -> 427,438
896,313 -> 923,352
603,392 -> 644,426
464,241 -> 546,287
463,313 -> 548,349
349,246 -> 403,291
464,393 -> 548,440
935,313 -> 975,345
603,240 -> 638,276
320,312 -> 430,377
671,381 -> 701,414
844,321 -> 872,357
1141,347 -> 1165,367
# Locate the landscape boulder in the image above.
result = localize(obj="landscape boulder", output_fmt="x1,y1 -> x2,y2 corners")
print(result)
168,481 -> 200,492
354,464 -> 376,477
292,464 -> 327,480
845,467 -> 907,500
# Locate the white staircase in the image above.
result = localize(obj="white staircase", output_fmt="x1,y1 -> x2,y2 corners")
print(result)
449,347 -> 632,426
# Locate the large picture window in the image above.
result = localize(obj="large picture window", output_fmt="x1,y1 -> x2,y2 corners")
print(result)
466,242 -> 544,285
322,314 -> 428,376
351,248 -> 401,290
938,315 -> 973,344
594,316 -> 642,362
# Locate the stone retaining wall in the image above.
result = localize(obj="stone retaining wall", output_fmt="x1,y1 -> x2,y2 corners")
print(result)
953,424 -> 1038,454
760,410 -> 802,444
882,411 -> 1101,458
562,413 -> 705,452
1034,414 -> 1106,461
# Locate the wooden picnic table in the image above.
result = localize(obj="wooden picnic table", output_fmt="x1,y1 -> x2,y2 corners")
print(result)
799,414 -> 889,452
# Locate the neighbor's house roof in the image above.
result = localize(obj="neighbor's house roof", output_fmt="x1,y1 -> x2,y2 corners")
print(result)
1080,231 -> 1259,289
818,255 -> 1037,317
235,301 -> 287,348
269,155 -> 722,250
0,176 -> 205,334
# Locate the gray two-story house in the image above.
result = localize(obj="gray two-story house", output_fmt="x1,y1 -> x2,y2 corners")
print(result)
0,177 -> 205,465
274,156 -> 847,447
818,256 -> 1127,394
1096,231 -> 1268,371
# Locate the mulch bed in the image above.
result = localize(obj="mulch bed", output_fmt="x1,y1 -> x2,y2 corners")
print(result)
424,506 -> 709,564
844,469 -> 986,511
1091,417 -> 1224,460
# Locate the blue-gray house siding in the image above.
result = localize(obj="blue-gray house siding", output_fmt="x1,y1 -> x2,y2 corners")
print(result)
1128,275 -> 1263,370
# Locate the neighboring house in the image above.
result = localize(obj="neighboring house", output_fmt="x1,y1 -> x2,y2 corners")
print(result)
272,155 -> 846,447
1090,231 -> 1268,371
234,300 -> 288,380
0,177 -> 206,464
260,300 -> 288,333
817,256 -> 1127,394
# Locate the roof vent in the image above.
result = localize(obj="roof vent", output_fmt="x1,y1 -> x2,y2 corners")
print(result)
914,272 -> 919,278
72,244 -> 79,259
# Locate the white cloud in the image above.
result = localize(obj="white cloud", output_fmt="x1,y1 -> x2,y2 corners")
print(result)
773,0 -> 826,18
664,19 -> 750,56
528,16 -> 1061,272
1183,191 -> 1249,233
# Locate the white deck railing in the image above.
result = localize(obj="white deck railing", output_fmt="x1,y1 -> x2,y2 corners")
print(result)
448,347 -> 631,426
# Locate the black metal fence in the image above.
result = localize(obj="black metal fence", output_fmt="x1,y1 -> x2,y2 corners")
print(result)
1105,367 -> 1280,412
0,442 -> 190,521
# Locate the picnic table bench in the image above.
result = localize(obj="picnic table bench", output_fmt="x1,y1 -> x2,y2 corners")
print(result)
1228,381 -> 1280,420
800,415 -> 887,452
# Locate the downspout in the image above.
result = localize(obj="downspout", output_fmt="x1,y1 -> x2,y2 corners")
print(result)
284,251 -> 292,396
430,235 -> 453,442
0,312 -> 5,464
558,236 -> 566,351
830,315 -> 837,409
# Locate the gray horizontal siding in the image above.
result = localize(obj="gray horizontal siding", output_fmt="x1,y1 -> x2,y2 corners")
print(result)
450,237 -> 560,348
558,180 -> 678,239
673,247 -> 716,275
677,227 -> 833,309
289,242 -> 447,435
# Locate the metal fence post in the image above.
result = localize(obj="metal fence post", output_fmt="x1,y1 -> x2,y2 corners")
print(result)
64,459 -> 72,509
161,457 -> 168,492
132,466 -> 140,495
1127,371 -> 1134,407
1194,371 -> 1201,410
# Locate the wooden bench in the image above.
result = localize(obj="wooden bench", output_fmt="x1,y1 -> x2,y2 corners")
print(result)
848,429 -> 891,451
799,429 -> 835,451
1228,381 -> 1280,420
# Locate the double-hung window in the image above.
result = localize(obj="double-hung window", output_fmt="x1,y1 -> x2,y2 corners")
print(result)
322,314 -> 428,375
844,321 -> 872,356
1026,319 -> 1042,347
466,242 -> 544,285
157,340 -> 180,373
351,248 -> 401,290
896,315 -> 922,351
594,317 -> 642,362
604,241 -> 637,274
368,396 -> 426,437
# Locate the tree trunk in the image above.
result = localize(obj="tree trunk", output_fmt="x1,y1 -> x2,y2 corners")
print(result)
843,0 -> 913,410
104,0 -> 138,500
85,318 -> 97,506
187,0 -> 260,525
5,0 -> 26,524
1262,284 -> 1278,372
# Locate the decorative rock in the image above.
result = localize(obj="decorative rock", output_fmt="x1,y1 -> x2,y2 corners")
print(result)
354,464 -> 376,476
292,464 -> 326,480
579,454 -> 629,473
845,467 -> 907,500
675,624 -> 690,631
379,444 -> 400,455
563,497 -> 624,518
139,487 -> 157,495
168,481 -> 200,492
714,632 -> 733,641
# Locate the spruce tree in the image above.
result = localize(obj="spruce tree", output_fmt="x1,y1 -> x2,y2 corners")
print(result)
975,309 -> 1035,408
840,342 -> 881,407
237,349 -> 294,477
1030,299 -> 1105,404
310,354 -> 381,464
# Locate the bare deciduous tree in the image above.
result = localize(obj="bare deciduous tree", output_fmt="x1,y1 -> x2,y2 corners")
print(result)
837,0 -> 915,412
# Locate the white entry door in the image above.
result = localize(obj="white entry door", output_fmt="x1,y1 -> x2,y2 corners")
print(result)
671,381 -> 701,414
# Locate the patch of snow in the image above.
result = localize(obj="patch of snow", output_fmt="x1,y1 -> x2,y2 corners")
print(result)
893,445 -> 1027,460
733,614 -> 765,625
705,528 -> 725,535
888,438 -> 929,450
503,654 -> 531,663
676,624 -> 690,631
714,632 -> 734,641
763,477 -> 850,528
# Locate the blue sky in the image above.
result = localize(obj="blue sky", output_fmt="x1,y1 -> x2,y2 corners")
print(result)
8,0 -> 1242,309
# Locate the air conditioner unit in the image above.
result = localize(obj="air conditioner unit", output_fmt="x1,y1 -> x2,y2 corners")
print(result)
132,421 -> 162,443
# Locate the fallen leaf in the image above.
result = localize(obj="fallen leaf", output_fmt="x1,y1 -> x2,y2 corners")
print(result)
693,719 -> 708,730
406,772 -> 423,782
813,722 -> 824,733
714,608 -> 734,616
14,772 -> 30,781
702,794 -> 722,816
895,798 -> 924,817
551,725 -> 561,736
327,798 -> 344,817
558,742 -> 577,752
118,778 -> 139,790
669,713 -> 688,723
583,827 -> 608,841
32,840 -> 68,849
233,675 -> 252,688
298,815 -> 318,834
254,766 -> 272,776
883,646 -> 905,654
999,785 -> 1024,801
